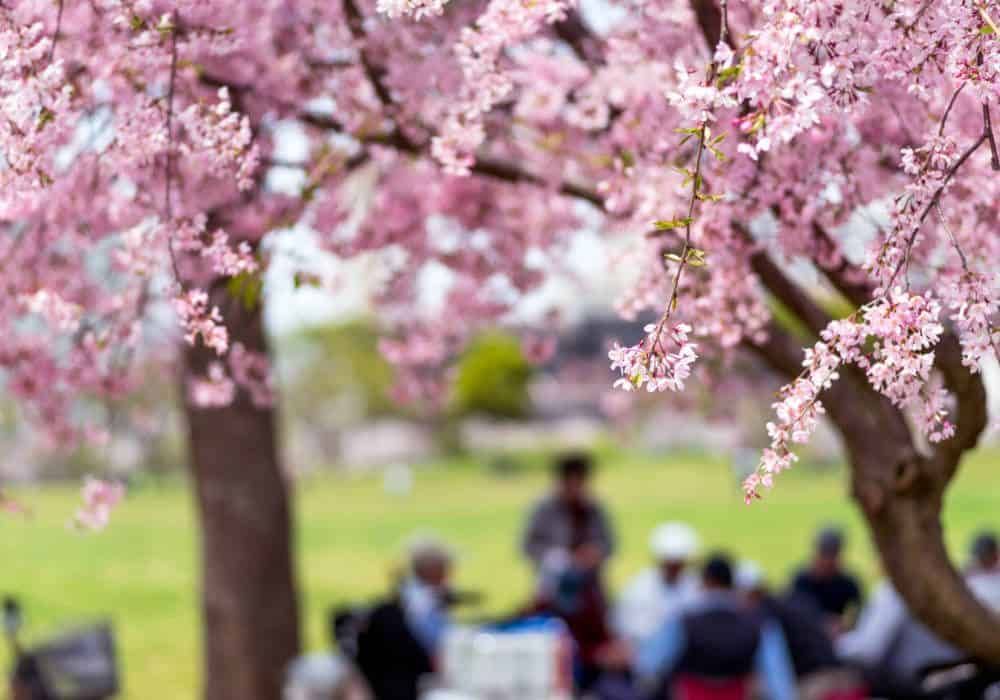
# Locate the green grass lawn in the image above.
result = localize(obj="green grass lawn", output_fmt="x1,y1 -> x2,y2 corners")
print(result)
1,446 -> 998,698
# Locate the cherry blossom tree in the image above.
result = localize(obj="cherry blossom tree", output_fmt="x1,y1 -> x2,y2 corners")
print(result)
6,0 -> 1000,696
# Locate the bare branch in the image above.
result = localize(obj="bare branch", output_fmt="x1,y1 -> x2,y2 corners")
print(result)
938,82 -> 966,137
46,0 -> 64,64
811,224 -> 873,307
164,10 -> 183,285
552,10 -> 604,64
888,132 -> 987,289
984,102 -> 1000,171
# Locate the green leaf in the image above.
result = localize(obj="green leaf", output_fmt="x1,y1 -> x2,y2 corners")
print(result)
300,181 -> 319,203
227,272 -> 263,311
686,248 -> 708,267
716,64 -> 742,86
981,24 -> 996,35
653,217 -> 693,231
36,107 -> 55,131
709,145 -> 728,162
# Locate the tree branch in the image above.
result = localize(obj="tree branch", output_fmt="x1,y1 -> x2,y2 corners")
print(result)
164,10 -> 183,285
552,10 -> 604,64
47,0 -> 64,64
748,248 -> 833,337
811,223 -> 874,307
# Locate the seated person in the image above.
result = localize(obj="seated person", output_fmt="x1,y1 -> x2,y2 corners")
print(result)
737,562 -> 863,700
837,564 -> 1000,698
966,531 -> 1000,609
615,522 -> 701,651
835,580 -> 959,698
355,536 -> 454,700
791,528 -> 862,635
636,554 -> 797,700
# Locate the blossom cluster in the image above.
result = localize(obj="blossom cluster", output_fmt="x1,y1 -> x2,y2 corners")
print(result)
943,272 -> 1000,370
187,361 -> 237,408
74,477 -> 126,531
431,0 -> 573,174
744,340 -> 840,503
609,323 -> 698,393
173,290 -> 229,356
376,0 -> 451,20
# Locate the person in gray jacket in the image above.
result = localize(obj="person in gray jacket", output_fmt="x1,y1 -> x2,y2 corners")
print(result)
521,452 -> 616,592
521,452 -> 620,690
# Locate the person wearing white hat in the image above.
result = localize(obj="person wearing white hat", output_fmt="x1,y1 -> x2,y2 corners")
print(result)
613,522 -> 701,651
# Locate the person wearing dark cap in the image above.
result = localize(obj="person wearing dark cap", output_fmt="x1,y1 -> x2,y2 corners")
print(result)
968,531 -> 999,574
791,527 -> 862,635
636,553 -> 798,700
521,452 -> 619,691
966,530 -> 1000,610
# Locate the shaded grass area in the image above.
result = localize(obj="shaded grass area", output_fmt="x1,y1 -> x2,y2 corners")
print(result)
1,447 -> 998,698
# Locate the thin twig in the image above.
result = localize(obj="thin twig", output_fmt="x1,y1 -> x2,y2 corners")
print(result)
935,203 -> 969,272
648,0 -> 729,351
164,10 -> 183,285
983,103 -> 1000,171
46,0 -> 64,64
938,82 -> 966,137
888,133 -> 986,289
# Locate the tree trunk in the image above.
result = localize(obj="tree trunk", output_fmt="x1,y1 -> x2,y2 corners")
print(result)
182,285 -> 300,700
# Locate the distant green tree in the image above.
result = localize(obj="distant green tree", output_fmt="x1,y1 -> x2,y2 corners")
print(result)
282,319 -> 399,421
451,331 -> 534,420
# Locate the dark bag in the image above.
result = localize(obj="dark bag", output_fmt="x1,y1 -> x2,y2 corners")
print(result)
29,624 -> 118,700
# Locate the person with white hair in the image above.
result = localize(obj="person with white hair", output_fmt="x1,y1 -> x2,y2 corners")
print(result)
613,522 -> 702,650
354,535 -> 455,700
400,535 -> 456,655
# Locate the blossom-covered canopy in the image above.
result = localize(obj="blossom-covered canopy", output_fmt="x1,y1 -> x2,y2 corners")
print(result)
4,0 -> 1000,506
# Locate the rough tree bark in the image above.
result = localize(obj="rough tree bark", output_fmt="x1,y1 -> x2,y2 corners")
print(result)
182,280 -> 300,700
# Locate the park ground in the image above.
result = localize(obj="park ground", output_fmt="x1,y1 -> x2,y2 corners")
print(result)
2,446 -> 999,698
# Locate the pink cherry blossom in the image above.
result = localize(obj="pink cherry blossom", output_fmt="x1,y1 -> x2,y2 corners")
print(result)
74,477 -> 126,531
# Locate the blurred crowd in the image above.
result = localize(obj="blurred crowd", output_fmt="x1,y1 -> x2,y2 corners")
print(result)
294,453 -> 1000,700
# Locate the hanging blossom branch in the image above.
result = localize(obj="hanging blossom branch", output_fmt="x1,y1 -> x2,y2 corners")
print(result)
744,289 -> 948,502
935,203 -> 1000,372
609,0 -> 733,394
876,87 -> 992,292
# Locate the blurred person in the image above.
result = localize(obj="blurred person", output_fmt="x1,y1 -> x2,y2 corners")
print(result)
967,531 -> 999,574
521,452 -> 618,692
521,452 -> 616,586
637,553 -> 798,700
737,562 -> 863,700
791,527 -> 862,634
399,536 -> 456,654
615,522 -> 701,650
284,653 -> 371,700
835,579 -> 962,698
355,536 -> 456,700
967,531 -> 1000,610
